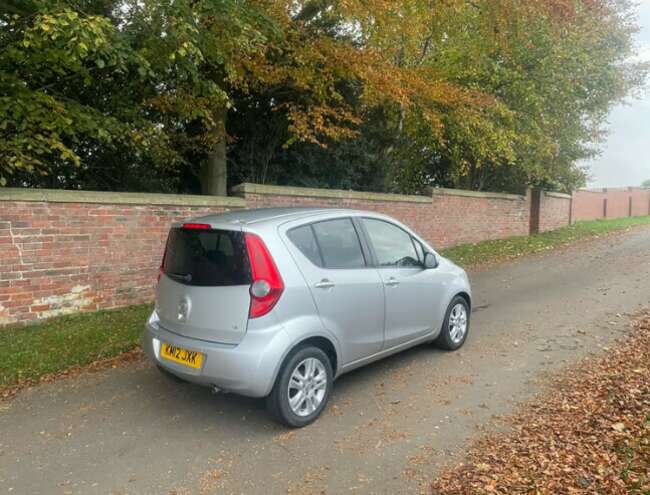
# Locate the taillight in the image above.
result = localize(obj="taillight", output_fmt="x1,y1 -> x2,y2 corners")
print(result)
245,233 -> 284,318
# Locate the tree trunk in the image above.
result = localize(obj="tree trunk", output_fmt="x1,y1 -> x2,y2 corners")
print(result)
201,110 -> 227,196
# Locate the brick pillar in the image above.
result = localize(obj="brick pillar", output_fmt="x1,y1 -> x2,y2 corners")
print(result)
629,195 -> 633,217
529,188 -> 541,234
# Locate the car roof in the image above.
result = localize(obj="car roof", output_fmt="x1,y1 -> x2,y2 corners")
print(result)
180,206 -> 435,252
185,207 -> 364,227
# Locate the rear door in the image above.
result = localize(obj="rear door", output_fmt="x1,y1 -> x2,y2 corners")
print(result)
285,218 -> 385,365
361,218 -> 443,349
156,226 -> 252,345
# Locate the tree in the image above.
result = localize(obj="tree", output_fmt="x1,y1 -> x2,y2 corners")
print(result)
642,179 -> 650,189
1,0 -> 484,193
230,0 -> 647,194
1,0 -> 646,195
360,0 -> 647,193
0,1 -> 279,193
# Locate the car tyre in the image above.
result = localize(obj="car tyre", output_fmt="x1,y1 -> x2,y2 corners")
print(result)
266,346 -> 333,428
435,296 -> 470,351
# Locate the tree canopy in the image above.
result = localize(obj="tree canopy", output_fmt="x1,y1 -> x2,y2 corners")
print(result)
1,0 -> 646,194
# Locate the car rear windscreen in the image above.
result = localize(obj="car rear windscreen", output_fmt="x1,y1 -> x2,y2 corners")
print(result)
162,228 -> 251,286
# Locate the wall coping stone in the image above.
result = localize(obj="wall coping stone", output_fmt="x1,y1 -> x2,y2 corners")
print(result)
232,182 -> 431,203
544,191 -> 572,199
431,187 -> 525,201
575,189 -> 606,195
578,187 -> 648,193
0,188 -> 246,208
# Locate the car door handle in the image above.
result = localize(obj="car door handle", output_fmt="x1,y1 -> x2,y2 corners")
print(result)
314,279 -> 335,289
384,277 -> 400,287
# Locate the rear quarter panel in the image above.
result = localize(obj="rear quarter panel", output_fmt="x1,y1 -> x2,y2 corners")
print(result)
244,222 -> 344,380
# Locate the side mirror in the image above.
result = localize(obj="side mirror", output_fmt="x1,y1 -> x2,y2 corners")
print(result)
424,252 -> 439,269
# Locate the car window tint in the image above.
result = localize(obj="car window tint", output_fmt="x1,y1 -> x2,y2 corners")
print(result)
163,228 -> 251,286
311,218 -> 366,269
363,219 -> 420,267
287,225 -> 323,266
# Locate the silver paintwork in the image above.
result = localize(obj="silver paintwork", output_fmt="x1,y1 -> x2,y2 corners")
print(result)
143,207 -> 472,398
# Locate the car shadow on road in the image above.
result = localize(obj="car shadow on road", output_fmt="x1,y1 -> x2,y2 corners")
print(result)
138,342 -> 447,435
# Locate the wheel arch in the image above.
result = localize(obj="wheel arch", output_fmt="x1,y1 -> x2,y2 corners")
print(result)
264,332 -> 340,397
289,336 -> 339,376
455,291 -> 472,310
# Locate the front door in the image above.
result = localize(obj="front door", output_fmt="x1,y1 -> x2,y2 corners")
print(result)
361,218 -> 442,349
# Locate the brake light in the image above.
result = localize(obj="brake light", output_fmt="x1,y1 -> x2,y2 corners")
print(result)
245,233 -> 284,318
182,223 -> 211,230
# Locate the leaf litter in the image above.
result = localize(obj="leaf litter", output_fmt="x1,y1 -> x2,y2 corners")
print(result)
430,312 -> 650,494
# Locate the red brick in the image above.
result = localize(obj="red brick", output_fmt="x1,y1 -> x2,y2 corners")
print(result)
573,187 -> 650,221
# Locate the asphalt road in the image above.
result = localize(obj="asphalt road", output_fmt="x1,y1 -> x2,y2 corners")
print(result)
2,226 -> 650,495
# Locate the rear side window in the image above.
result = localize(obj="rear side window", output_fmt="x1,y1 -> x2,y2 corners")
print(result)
312,218 -> 366,269
362,218 -> 421,267
162,228 -> 251,286
287,225 -> 323,267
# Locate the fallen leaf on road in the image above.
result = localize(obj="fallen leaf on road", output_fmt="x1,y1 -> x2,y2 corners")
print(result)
430,311 -> 650,495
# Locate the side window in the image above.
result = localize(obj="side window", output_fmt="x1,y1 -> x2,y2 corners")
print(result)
311,218 -> 366,269
363,218 -> 420,268
287,225 -> 323,267
412,237 -> 425,263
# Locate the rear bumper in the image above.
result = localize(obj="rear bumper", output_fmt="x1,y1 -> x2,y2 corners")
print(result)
142,313 -> 290,398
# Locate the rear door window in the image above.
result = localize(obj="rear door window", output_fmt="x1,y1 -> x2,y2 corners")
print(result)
162,228 -> 251,286
287,225 -> 323,267
311,218 -> 366,269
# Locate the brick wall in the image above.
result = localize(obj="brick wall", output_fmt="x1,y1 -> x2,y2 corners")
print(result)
605,189 -> 632,218
237,185 -> 441,248
630,188 -> 650,217
410,189 -> 529,246
572,190 -> 606,221
0,182 -> 594,326
538,191 -> 573,233
234,184 -> 530,249
572,187 -> 650,221
0,190 -> 244,325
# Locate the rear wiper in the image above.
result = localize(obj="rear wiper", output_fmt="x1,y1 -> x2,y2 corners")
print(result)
167,272 -> 192,282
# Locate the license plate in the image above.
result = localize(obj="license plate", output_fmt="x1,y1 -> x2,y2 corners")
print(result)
160,342 -> 204,369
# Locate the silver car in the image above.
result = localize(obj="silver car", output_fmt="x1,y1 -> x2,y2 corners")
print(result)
143,208 -> 471,427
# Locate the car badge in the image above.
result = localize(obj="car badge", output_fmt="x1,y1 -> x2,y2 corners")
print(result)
177,297 -> 190,321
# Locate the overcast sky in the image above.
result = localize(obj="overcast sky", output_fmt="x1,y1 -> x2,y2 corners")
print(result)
584,1 -> 650,188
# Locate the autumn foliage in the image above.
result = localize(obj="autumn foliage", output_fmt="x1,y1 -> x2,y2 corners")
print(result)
0,0 -> 646,193
431,312 -> 650,494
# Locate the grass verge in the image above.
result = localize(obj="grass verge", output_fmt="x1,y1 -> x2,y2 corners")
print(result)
0,304 -> 151,395
430,313 -> 650,494
441,215 -> 650,268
